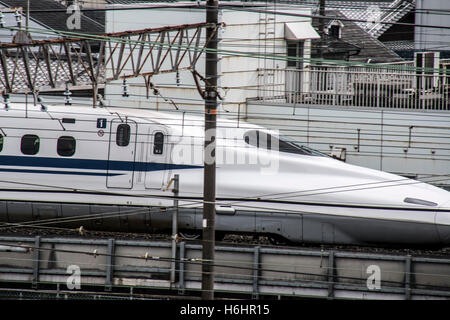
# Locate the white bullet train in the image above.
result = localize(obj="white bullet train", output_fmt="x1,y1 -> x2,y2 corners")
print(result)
0,102 -> 449,246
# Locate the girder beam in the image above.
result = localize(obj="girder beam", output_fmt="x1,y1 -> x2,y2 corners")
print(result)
0,22 -> 218,95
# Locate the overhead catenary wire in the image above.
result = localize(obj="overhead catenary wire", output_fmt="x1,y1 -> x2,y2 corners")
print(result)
1,14 -> 448,73
87,3 -> 450,31
0,122 -> 445,220
3,103 -> 446,162
3,100 -> 450,166
4,0 -> 450,57
0,169 -> 448,258
0,165 -> 448,234
3,99 -> 450,152
25,88 -> 450,127
11,99 -> 450,162
0,107 -> 448,201
17,1 -> 450,21
38,0 -> 450,15
8,100 -> 450,140
0,1 -> 448,296
0,4 -> 446,218
5,117 -> 450,157
103,92 -> 450,130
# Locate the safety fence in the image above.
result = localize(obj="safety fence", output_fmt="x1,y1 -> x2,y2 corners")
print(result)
257,65 -> 450,111
0,236 -> 449,299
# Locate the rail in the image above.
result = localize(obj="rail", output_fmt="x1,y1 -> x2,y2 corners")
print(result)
256,65 -> 450,111
0,236 -> 449,299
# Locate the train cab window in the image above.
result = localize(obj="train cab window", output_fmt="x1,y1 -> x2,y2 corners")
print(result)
243,130 -> 327,157
153,132 -> 164,155
21,134 -> 40,155
244,130 -> 271,149
57,136 -> 76,157
0,134 -> 3,152
116,124 -> 131,147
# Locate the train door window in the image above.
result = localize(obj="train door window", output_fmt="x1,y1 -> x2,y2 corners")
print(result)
21,135 -> 40,155
57,136 -> 76,157
153,132 -> 164,155
0,134 -> 3,152
116,123 -> 131,147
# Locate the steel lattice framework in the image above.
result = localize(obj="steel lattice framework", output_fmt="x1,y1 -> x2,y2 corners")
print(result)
0,22 -> 218,100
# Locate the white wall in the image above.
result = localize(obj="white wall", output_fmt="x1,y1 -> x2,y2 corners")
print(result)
415,0 -> 450,52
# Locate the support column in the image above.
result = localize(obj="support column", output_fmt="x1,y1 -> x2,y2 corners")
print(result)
202,0 -> 219,300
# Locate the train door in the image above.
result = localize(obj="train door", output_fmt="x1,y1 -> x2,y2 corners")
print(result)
145,127 -> 170,189
107,119 -> 137,188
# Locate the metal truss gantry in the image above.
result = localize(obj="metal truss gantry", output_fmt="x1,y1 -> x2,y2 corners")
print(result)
0,22 -> 218,103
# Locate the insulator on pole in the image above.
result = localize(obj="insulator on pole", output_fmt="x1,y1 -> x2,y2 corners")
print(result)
14,10 -> 22,27
64,86 -> 72,106
122,79 -> 129,97
2,93 -> 9,110
37,96 -> 47,111
0,11 -> 5,28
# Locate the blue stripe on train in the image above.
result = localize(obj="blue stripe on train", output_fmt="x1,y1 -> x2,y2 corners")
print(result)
0,155 -> 201,173
0,168 -> 120,176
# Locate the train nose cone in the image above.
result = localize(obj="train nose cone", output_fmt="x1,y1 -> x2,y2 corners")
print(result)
436,200 -> 450,245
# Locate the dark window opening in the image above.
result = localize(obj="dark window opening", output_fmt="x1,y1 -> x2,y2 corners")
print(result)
287,41 -> 304,69
21,134 -> 40,155
116,123 -> 131,147
57,136 -> 76,157
243,130 -> 326,157
0,134 -> 3,153
153,132 -> 164,155
287,43 -> 297,68
329,25 -> 340,39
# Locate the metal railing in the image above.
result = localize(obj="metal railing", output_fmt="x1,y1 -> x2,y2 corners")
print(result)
256,65 -> 450,110
0,235 -> 449,300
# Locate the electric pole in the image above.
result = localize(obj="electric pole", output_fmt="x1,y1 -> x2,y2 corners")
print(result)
319,0 -> 326,61
319,0 -> 326,34
26,0 -> 29,33
202,0 -> 218,300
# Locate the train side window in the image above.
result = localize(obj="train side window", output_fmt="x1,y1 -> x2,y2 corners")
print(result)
21,134 -> 40,155
57,136 -> 76,157
0,134 -> 3,152
153,132 -> 164,155
116,124 -> 131,147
